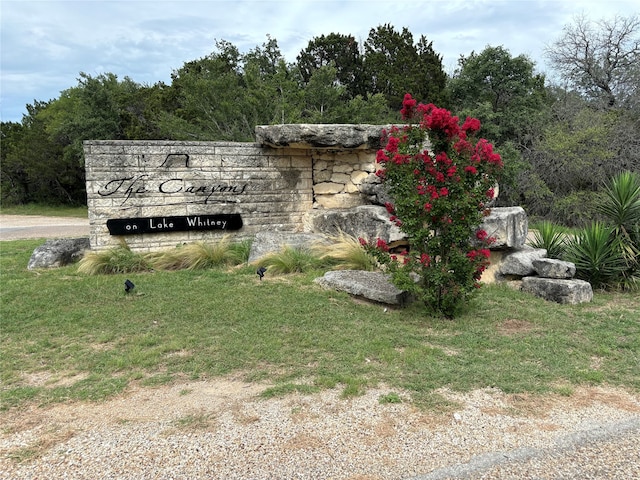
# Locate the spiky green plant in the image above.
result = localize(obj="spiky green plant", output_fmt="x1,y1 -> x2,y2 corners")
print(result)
255,246 -> 324,274
77,240 -> 152,275
597,171 -> 640,288
564,222 -> 627,289
599,171 -> 640,234
312,231 -> 379,271
530,221 -> 567,259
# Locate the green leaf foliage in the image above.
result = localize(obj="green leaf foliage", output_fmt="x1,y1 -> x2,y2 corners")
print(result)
564,222 -> 628,289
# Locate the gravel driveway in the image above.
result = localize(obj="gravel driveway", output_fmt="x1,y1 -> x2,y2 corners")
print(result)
0,382 -> 638,479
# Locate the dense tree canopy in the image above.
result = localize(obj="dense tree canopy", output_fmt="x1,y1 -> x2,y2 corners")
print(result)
1,17 -> 638,226
363,24 -> 447,109
297,33 -> 365,99
449,46 -> 549,147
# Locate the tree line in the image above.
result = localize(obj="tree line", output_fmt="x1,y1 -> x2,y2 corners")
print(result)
1,17 -> 639,226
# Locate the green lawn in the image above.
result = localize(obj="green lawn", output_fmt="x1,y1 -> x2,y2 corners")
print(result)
1,239 -> 638,411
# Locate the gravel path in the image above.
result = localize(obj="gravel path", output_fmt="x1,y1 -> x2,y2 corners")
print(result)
1,380 -> 638,479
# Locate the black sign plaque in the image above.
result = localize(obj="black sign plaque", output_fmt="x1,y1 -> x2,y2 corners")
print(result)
107,214 -> 243,235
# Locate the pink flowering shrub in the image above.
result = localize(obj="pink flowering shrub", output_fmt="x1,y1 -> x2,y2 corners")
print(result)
362,93 -> 503,318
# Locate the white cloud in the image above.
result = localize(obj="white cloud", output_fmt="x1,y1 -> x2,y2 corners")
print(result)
1,0 -> 638,121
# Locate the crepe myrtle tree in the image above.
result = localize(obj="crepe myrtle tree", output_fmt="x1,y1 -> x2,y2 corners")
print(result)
361,94 -> 503,318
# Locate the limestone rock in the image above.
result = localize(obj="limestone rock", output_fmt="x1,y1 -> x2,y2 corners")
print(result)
255,124 -> 388,150
306,205 -> 405,243
248,231 -> 327,264
498,246 -> 547,277
314,182 -> 344,195
28,238 -> 90,270
315,270 -> 410,305
350,171 -> 369,185
358,179 -> 392,206
521,277 -> 593,304
480,206 -> 528,249
533,258 -> 576,279
314,193 -> 366,209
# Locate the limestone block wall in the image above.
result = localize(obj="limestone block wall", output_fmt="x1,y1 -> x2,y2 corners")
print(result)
312,150 -> 378,209
84,140 -> 314,252
84,125 -> 387,252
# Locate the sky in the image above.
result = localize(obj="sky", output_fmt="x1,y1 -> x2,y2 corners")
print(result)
1,0 -> 638,123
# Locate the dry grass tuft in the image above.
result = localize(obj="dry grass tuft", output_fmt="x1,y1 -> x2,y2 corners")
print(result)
312,230 -> 378,271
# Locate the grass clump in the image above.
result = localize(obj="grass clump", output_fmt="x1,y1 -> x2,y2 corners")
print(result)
379,392 -> 403,404
77,241 -> 152,274
150,237 -> 241,270
79,236 -> 252,275
312,231 -> 378,271
254,246 -> 325,274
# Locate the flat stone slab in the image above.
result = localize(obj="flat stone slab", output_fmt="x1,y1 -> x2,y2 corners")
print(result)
306,205 -> 405,243
255,124 -> 388,150
248,231 -> 327,264
498,246 -> 547,277
533,258 -> 576,279
315,270 -> 411,306
521,277 -> 593,304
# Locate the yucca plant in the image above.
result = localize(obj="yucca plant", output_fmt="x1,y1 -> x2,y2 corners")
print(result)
564,222 -> 627,289
255,246 -> 324,274
599,171 -> 640,234
312,231 -> 379,271
77,240 -> 152,275
597,171 -> 640,288
529,220 -> 567,259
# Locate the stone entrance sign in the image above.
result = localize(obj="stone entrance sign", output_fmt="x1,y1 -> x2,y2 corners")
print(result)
84,125 -> 385,252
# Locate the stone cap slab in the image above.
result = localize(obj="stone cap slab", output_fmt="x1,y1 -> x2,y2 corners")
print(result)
255,124 -> 389,150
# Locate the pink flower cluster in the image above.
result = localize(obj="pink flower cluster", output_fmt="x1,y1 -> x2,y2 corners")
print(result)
367,93 -> 504,317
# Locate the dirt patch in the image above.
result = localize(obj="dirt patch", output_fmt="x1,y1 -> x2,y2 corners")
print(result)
497,319 -> 536,336
22,371 -> 89,388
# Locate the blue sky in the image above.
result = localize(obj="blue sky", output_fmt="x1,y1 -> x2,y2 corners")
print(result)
1,0 -> 638,122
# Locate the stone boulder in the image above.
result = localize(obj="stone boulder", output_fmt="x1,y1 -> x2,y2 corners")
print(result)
358,177 -> 392,207
305,205 -> 406,244
533,258 -> 576,279
255,124 -> 387,150
521,277 -> 593,304
28,238 -> 90,270
480,206 -> 528,249
315,270 -> 411,306
498,246 -> 547,277
248,231 -> 327,264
